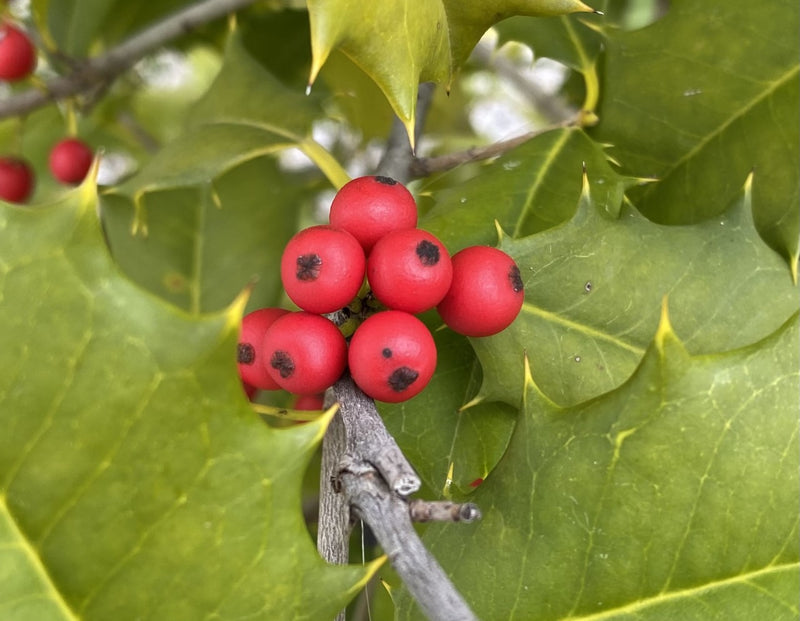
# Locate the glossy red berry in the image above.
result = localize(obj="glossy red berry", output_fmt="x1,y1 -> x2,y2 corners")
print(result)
0,22 -> 36,82
49,138 -> 94,184
237,307 -> 290,390
262,312 -> 347,395
367,228 -> 453,314
329,175 -> 417,252
348,310 -> 436,403
436,246 -> 524,337
280,225 -> 366,314
0,156 -> 34,203
293,393 -> 325,411
241,381 -> 259,401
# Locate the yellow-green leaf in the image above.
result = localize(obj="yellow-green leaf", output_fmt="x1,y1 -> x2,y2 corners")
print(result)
0,182 -> 376,620
307,0 -> 598,144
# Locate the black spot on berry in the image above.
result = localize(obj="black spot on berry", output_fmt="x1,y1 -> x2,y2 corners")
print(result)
296,254 -> 322,281
509,265 -> 523,293
382,347 -> 392,358
388,366 -> 418,392
416,240 -> 440,266
238,343 -> 255,365
270,351 -> 295,379
375,175 -> 397,186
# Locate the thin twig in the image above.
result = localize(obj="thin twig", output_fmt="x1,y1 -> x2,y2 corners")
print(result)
333,374 -> 420,496
408,499 -> 482,524
0,0 -> 258,120
410,119 -> 575,178
339,466 -> 478,621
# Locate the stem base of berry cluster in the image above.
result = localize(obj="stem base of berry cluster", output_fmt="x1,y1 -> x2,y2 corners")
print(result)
317,375 -> 479,621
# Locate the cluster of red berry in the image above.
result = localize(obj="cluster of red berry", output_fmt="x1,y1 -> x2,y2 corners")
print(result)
237,175 -> 523,405
0,21 -> 94,203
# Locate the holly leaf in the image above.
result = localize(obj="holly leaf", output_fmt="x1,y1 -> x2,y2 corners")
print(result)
307,0 -> 599,144
591,0 -> 800,276
0,180 -> 377,619
472,171 -> 798,408
397,148 -> 796,494
398,305 -> 800,620
421,127 -> 633,250
102,31 -> 345,313
32,0 -> 205,57
111,31 -> 346,193
101,157 -> 304,314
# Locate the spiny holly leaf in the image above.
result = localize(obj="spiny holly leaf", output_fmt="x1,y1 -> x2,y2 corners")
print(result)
474,172 -> 798,407
0,181 -> 377,619
399,306 -> 800,620
421,127 -> 634,250
442,0 -> 599,70
101,156 -> 303,314
102,31 -> 344,314
307,0 -> 599,144
112,31 -> 346,194
399,155 -> 796,493
591,0 -> 800,276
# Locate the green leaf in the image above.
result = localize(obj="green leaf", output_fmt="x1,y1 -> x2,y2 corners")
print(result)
33,0 -> 200,57
0,182 -> 376,619
125,45 -> 224,146
443,0 -> 600,71
102,31 -> 346,313
421,127 -> 633,250
591,0 -> 800,275
403,160 -> 796,499
101,156 -> 302,314
110,30 -> 347,193
398,307 -> 800,620
307,0 -> 598,143
475,173 -> 798,407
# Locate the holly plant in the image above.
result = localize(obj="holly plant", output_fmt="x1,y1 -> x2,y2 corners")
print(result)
1,0 -> 797,620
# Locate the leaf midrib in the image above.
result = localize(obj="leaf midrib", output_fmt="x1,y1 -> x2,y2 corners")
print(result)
521,302 -> 644,355
513,129 -> 573,237
561,561 -> 800,620
0,495 -> 80,621
642,64 -> 800,194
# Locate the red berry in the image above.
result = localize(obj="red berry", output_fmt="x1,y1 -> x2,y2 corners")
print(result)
348,310 -> 436,403
293,393 -> 325,411
237,307 -> 290,390
242,381 -> 259,401
436,246 -> 524,337
329,175 -> 417,253
262,312 -> 347,395
367,228 -> 453,313
0,156 -> 34,203
280,225 -> 366,314
49,138 -> 94,184
0,22 -> 36,82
